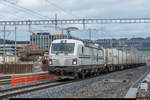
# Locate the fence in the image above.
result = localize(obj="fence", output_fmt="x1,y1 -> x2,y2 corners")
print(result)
41,64 -> 49,71
11,73 -> 54,86
0,63 -> 49,74
0,64 -> 33,74
136,82 -> 150,100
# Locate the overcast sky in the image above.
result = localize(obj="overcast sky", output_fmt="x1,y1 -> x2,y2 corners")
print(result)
1,0 -> 150,41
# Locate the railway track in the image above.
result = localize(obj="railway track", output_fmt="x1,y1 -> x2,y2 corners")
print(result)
0,79 -> 11,86
0,76 -> 11,80
0,65 -> 148,100
0,76 -> 11,86
0,79 -> 77,100
0,80 -> 56,93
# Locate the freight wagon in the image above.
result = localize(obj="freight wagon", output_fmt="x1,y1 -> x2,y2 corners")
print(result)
104,48 -> 145,72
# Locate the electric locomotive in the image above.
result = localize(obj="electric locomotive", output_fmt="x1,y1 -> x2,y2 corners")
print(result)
48,39 -> 105,79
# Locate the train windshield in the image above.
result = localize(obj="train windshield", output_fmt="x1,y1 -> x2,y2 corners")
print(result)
51,43 -> 75,54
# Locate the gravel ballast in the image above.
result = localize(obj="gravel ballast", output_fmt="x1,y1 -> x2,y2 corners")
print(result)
14,65 -> 150,98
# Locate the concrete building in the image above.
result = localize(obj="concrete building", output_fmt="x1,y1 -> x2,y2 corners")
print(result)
0,45 -> 20,63
95,37 -> 150,51
30,32 -> 68,50
0,44 -> 23,55
95,37 -> 150,62
0,40 -> 29,63
0,39 -> 29,46
15,41 -> 30,47
0,54 -> 19,64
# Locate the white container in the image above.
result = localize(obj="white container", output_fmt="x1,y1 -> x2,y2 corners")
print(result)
112,48 -> 119,64
140,83 -> 148,91
104,48 -> 120,65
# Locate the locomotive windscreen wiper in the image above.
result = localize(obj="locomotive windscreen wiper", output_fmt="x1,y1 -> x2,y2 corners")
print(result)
60,43 -> 66,52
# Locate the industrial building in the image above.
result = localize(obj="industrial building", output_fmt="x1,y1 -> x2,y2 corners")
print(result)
0,44 -> 23,55
0,39 -> 29,45
30,32 -> 68,50
95,37 -> 150,51
0,45 -> 21,63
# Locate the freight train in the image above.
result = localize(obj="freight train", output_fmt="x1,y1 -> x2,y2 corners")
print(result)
48,39 -> 146,79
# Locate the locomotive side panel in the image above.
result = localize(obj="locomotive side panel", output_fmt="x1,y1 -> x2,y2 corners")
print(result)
79,46 -> 104,66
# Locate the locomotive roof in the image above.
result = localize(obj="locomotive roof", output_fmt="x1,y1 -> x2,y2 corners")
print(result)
52,39 -> 100,49
52,39 -> 84,45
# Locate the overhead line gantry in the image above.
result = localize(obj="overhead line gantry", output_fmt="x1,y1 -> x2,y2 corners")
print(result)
1,18 -> 150,26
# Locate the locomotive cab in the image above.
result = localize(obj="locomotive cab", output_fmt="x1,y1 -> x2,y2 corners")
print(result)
48,39 -> 84,79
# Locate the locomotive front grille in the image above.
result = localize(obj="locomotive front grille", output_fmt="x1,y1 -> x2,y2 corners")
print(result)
64,59 -> 73,66
52,56 -> 73,66
52,59 -> 61,66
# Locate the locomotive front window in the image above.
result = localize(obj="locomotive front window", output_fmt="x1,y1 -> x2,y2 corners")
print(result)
51,43 -> 75,54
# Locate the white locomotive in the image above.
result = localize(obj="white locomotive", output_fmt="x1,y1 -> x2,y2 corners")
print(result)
48,39 -> 146,79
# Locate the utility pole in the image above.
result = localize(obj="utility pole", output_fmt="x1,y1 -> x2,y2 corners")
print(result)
131,47 -> 133,64
130,40 -> 134,65
135,48 -> 136,64
118,48 -> 119,65
89,28 -> 91,40
111,39 -> 113,65
28,20 -> 32,45
61,23 -> 64,35
118,40 -> 120,65
126,49 -> 127,64
122,46 -> 123,64
122,41 -> 125,65
124,45 -> 128,65
3,25 -> 6,63
28,19 -> 31,31
55,13 -> 57,31
2,27 -> 15,64
15,25 -> 17,64
83,18 -> 85,29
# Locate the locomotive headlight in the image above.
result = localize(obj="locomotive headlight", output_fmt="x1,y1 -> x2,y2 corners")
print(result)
72,58 -> 77,65
49,59 -> 53,65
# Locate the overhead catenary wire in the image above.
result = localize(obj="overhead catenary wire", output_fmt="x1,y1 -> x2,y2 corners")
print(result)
0,1 -> 39,20
45,0 -> 79,19
0,3 -> 21,20
4,0 -> 49,19
0,14 -> 12,21
2,0 -> 50,20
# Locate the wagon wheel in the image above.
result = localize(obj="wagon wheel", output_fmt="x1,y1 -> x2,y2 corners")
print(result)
105,67 -> 109,73
81,71 -> 85,79
74,72 -> 79,79
96,70 -> 100,76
